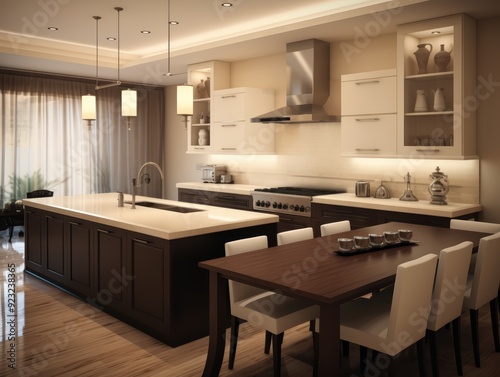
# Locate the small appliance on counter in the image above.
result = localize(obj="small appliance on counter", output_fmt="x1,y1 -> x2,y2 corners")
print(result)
355,181 -> 370,197
201,164 -> 227,183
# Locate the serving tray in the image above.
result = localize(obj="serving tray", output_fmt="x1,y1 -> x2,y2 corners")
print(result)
335,239 -> 419,256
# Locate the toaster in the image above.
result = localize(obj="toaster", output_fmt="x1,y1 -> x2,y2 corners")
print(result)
201,165 -> 227,183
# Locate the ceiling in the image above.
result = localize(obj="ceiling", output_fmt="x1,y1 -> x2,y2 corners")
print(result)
1,0 -> 500,86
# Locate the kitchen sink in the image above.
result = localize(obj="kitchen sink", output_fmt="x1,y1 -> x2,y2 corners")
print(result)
126,201 -> 204,213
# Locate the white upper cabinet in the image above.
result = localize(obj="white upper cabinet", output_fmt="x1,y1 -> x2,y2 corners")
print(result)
341,69 -> 397,157
211,87 -> 275,154
396,14 -> 477,159
186,61 -> 230,154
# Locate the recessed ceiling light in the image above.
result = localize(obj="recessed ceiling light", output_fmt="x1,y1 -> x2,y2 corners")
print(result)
431,31 -> 441,35
221,2 -> 233,7
107,37 -> 116,41
141,30 -> 151,34
48,27 -> 58,31
169,21 -> 179,25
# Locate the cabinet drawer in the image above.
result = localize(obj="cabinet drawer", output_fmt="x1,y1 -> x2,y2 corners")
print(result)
212,193 -> 252,210
178,188 -> 212,205
212,92 -> 245,122
341,114 -> 397,156
211,122 -> 244,153
341,73 -> 396,115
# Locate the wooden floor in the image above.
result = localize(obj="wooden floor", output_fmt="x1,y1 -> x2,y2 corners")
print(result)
1,230 -> 499,377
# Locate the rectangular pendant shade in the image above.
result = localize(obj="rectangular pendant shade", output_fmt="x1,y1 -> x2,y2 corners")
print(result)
177,85 -> 193,115
82,94 -> 96,120
122,89 -> 137,117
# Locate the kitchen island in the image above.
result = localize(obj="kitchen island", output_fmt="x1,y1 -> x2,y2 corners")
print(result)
22,193 -> 278,346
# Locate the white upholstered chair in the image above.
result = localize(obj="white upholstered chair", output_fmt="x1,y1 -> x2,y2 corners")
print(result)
426,241 -> 473,377
462,232 -> 500,367
277,227 -> 314,245
314,254 -> 438,376
320,220 -> 351,237
225,235 -> 319,377
450,219 -> 500,234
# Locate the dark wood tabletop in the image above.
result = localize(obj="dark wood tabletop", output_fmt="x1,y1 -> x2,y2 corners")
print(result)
199,222 -> 488,377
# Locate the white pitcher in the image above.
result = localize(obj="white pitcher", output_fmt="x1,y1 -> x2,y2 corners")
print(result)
414,90 -> 428,112
433,88 -> 446,111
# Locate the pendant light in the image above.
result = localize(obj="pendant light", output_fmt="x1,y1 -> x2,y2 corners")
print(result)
91,7 -> 137,126
82,94 -> 96,131
164,0 -> 193,128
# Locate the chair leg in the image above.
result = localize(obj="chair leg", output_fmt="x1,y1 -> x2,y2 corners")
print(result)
265,330 -> 272,354
272,333 -> 284,377
428,330 -> 439,377
470,309 -> 481,367
359,346 -> 368,374
452,317 -> 463,376
342,340 -> 350,356
490,299 -> 500,352
228,316 -> 240,370
417,339 -> 426,377
312,332 -> 319,377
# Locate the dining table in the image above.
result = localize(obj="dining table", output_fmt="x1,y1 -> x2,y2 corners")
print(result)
198,221 -> 488,377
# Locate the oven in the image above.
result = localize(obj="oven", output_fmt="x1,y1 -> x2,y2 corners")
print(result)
252,187 -> 344,233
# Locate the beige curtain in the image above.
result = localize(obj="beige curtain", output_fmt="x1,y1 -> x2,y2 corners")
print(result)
0,71 -> 164,203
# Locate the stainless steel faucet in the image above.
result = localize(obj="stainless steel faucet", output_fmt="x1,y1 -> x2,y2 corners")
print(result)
131,162 -> 165,209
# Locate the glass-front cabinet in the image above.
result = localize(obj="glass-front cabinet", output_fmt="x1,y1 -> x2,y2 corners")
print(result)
396,14 -> 477,159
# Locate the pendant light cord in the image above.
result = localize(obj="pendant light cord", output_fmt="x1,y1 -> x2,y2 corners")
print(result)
93,16 -> 101,89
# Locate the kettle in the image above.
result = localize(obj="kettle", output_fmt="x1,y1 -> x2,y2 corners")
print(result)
355,181 -> 370,197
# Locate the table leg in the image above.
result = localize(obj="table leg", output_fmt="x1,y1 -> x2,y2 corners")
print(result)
201,270 -> 228,377
318,303 -> 340,377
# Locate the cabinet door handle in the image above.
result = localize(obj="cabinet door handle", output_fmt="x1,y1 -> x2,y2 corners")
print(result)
416,149 -> 440,152
221,124 -> 237,127
355,80 -> 380,85
193,147 -> 207,150
97,228 -> 111,234
69,221 -> 81,226
355,148 -> 380,152
221,148 -> 237,151
355,118 -> 380,122
133,238 -> 150,245
221,95 -> 236,99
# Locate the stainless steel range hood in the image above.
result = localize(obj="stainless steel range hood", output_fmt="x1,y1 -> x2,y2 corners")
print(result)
251,39 -> 339,124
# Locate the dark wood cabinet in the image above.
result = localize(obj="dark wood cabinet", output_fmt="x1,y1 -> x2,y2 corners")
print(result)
24,205 -> 277,347
178,188 -> 212,205
312,202 -> 480,235
127,232 -> 167,332
66,217 -> 93,297
94,224 -> 127,312
178,188 -> 253,211
211,192 -> 252,210
44,213 -> 66,284
24,208 -> 44,274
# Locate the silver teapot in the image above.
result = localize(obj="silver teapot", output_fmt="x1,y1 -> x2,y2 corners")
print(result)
429,166 -> 449,205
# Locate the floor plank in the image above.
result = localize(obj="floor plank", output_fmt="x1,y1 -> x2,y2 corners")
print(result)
1,230 -> 499,376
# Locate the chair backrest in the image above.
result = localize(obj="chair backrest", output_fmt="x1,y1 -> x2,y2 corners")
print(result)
26,189 -> 54,198
277,227 -> 314,246
450,219 -> 500,234
320,220 -> 351,237
387,254 -> 438,345
427,241 -> 473,331
467,232 -> 500,310
225,235 -> 269,305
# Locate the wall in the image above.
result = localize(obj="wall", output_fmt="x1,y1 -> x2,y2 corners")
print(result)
164,16 -> 500,222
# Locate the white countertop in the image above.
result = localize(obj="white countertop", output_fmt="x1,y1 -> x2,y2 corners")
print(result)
176,182 -> 266,195
22,193 -> 278,240
312,193 -> 482,218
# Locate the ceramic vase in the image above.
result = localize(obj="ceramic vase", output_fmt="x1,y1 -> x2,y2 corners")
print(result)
434,44 -> 452,72
197,79 -> 208,98
414,43 -> 433,74
414,90 -> 428,112
433,88 -> 446,111
198,128 -> 208,146
204,77 -> 210,97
